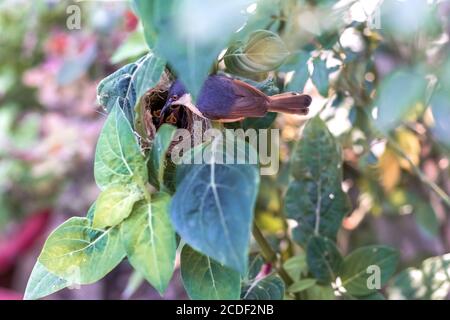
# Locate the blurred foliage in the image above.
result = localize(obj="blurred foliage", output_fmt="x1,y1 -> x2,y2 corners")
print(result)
1,0 -> 449,300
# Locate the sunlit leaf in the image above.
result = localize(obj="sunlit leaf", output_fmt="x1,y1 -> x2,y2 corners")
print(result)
93,184 -> 143,229
94,104 -> 147,190
121,193 -> 176,294
38,217 -> 125,284
396,129 -> 421,171
225,30 -> 290,76
24,262 -> 69,300
378,148 -> 401,192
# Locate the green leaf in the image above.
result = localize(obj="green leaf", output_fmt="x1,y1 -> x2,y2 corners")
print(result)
132,0 -> 170,48
359,292 -> 386,300
111,30 -> 149,64
414,202 -> 440,237
148,124 -> 177,190
285,117 -> 350,245
171,140 -> 260,274
375,68 -> 427,133
288,279 -> 317,293
340,246 -> 399,297
430,91 -> 450,149
241,274 -> 285,300
24,262 -> 69,300
94,104 -> 147,190
311,58 -> 330,97
246,254 -> 264,281
234,0 -> 280,39
121,193 -> 176,294
225,30 -> 290,76
284,254 -> 308,281
387,253 -> 450,300
243,113 -> 277,131
305,284 -> 335,300
181,245 -> 240,300
97,52 -> 165,124
282,51 -> 310,92
86,202 -> 96,223
38,217 -> 125,284
307,236 -> 343,283
93,184 -> 143,229
148,0 -> 252,98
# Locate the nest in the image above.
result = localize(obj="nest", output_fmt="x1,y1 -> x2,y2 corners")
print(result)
136,71 -> 211,152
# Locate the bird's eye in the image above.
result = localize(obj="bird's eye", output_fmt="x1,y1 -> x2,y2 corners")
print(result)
172,95 -> 179,101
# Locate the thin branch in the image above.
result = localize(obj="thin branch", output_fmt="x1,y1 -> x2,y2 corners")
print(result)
252,223 -> 294,286
388,136 -> 450,209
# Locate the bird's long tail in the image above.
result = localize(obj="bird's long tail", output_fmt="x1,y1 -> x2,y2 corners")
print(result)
267,93 -> 312,115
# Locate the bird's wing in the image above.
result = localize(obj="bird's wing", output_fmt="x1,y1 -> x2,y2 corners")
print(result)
225,79 -> 269,118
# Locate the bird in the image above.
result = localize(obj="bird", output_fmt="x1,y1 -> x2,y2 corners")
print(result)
159,75 -> 311,124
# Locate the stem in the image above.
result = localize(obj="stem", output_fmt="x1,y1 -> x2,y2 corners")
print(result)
252,223 -> 294,286
388,137 -> 450,209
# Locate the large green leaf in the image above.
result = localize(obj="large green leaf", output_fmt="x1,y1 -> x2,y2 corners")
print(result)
224,30 -> 290,76
148,124 -> 177,190
180,245 -> 240,300
374,68 -> 427,133
94,104 -> 147,190
24,262 -> 69,300
306,236 -> 343,283
387,253 -> 450,300
93,184 -> 143,229
132,0 -> 171,48
171,140 -> 259,274
241,273 -> 285,300
38,217 -> 125,284
121,193 -> 176,294
137,0 -> 252,98
97,52 -> 165,124
340,246 -> 399,297
285,117 -> 350,245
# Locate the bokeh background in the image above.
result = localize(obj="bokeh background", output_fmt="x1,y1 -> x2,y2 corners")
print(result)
1,0 -> 450,300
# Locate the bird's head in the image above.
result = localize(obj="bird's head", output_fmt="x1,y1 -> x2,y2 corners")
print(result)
159,80 -> 203,126
161,80 -> 189,111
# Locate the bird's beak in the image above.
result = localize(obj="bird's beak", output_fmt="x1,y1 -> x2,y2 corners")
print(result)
159,101 -> 173,126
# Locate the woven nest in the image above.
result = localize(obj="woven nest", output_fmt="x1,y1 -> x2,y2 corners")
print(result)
136,71 -> 211,152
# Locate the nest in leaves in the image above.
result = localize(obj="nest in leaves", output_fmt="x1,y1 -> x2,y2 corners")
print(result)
136,72 -> 211,153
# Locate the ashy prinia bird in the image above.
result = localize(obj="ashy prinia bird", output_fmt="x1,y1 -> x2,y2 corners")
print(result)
159,75 -> 311,124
